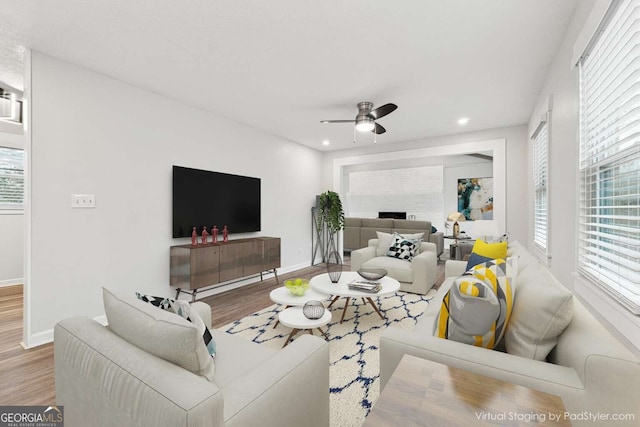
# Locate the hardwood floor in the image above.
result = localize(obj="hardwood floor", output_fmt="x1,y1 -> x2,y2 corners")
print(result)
0,285 -> 55,406
0,257 -> 445,406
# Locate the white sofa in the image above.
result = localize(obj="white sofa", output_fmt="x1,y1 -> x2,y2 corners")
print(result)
351,239 -> 437,295
54,290 -> 330,427
379,242 -> 640,426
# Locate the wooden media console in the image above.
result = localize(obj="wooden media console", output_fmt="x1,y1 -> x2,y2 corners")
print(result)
170,236 -> 281,301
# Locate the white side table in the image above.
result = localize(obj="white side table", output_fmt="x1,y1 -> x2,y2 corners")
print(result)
269,286 -> 329,328
278,306 -> 332,347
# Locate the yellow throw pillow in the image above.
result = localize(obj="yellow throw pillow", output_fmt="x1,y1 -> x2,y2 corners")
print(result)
471,239 -> 507,259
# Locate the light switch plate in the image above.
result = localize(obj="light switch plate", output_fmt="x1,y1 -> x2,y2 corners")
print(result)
71,194 -> 96,208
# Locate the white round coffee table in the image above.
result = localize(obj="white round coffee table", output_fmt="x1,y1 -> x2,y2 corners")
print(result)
278,306 -> 332,347
269,286 -> 328,328
310,272 -> 400,324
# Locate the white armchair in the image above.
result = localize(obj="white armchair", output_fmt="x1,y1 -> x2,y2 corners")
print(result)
351,239 -> 437,295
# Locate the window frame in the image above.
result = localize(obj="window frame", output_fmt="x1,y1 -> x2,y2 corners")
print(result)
0,144 -> 24,212
577,0 -> 640,315
531,114 -> 550,259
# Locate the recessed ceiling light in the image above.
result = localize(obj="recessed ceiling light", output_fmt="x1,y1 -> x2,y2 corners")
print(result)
458,117 -> 469,125
322,140 -> 330,146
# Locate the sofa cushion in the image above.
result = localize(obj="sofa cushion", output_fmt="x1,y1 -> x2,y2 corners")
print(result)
376,231 -> 424,256
362,218 -> 393,228
471,239 -> 508,259
103,288 -> 216,382
362,256 -> 413,283
434,257 -> 517,349
386,233 -> 420,260
136,292 -> 217,358
344,217 -> 362,227
504,264 -> 574,361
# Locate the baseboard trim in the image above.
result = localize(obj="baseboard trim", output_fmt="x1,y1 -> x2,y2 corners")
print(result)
0,278 -> 24,287
21,314 -> 110,349
21,329 -> 53,349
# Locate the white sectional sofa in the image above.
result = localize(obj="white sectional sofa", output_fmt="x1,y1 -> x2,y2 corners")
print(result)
379,242 -> 640,426
54,289 -> 330,427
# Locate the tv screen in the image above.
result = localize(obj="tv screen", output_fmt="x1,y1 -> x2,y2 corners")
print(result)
172,166 -> 261,238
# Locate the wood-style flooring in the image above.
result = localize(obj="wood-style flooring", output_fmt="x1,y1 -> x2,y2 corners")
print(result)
0,258 -> 445,406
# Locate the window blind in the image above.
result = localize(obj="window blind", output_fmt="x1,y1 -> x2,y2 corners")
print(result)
578,0 -> 640,314
532,120 -> 549,252
0,146 -> 24,208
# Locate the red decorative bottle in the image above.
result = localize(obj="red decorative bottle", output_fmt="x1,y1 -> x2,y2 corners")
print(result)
212,226 -> 218,244
201,226 -> 209,244
191,227 -> 198,245
223,225 -> 229,242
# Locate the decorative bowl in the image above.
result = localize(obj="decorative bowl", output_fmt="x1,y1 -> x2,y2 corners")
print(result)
284,278 -> 310,296
303,300 -> 325,319
357,268 -> 387,281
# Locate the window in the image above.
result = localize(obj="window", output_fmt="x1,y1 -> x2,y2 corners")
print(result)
532,118 -> 549,253
0,146 -> 24,209
578,0 -> 640,314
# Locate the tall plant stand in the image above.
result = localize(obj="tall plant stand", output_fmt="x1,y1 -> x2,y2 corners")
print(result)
311,207 -> 341,266
311,207 -> 325,265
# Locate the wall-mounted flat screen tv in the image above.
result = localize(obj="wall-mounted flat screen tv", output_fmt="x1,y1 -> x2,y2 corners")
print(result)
172,166 -> 261,238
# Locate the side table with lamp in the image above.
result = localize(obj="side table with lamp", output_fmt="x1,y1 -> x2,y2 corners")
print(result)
444,211 -> 471,260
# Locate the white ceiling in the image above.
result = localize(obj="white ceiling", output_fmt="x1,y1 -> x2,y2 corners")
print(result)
0,0 -> 577,151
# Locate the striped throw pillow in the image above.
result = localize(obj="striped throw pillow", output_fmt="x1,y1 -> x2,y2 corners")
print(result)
434,257 -> 517,349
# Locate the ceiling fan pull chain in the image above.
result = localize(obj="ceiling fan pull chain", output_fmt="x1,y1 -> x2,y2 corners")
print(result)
353,125 -> 357,143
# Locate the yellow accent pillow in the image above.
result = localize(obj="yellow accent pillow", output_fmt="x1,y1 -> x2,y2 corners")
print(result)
471,239 -> 507,259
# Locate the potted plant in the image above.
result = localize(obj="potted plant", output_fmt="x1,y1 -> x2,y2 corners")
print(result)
318,190 -> 345,234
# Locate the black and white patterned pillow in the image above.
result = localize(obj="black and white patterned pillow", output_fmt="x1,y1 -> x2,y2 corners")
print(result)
135,292 -> 216,358
386,234 -> 420,260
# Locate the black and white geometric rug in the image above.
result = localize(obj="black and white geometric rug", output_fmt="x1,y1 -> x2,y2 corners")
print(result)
220,290 -> 435,427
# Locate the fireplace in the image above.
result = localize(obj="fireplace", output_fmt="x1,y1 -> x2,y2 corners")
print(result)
378,212 -> 407,220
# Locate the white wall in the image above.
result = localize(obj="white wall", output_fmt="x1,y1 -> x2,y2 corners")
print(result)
323,125 -> 528,243
527,0 -> 640,352
0,132 -> 24,286
25,52 -> 324,346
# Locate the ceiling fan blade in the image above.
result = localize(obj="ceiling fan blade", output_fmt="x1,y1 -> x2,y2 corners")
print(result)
369,103 -> 397,120
372,122 -> 386,134
320,120 -> 355,124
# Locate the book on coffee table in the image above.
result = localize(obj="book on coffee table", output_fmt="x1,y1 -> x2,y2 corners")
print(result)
348,280 -> 382,293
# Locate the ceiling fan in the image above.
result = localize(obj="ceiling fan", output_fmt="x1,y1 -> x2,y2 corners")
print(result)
320,101 -> 398,134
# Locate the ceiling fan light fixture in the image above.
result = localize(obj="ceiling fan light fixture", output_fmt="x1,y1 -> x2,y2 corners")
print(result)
355,116 -> 375,132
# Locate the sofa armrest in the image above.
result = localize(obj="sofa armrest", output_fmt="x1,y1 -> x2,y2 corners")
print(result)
379,327 -> 583,397
192,301 -> 212,329
445,260 -> 467,278
418,241 -> 437,254
411,249 -> 437,290
221,335 -> 329,427
351,245 -> 377,271
428,232 -> 444,256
